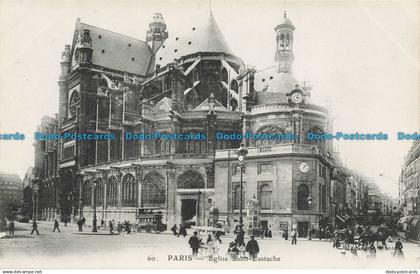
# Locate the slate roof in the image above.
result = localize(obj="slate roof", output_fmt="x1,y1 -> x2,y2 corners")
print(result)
155,13 -> 234,66
74,20 -> 153,76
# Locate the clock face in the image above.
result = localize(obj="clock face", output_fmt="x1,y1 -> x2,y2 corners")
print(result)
238,155 -> 244,162
291,92 -> 303,104
299,162 -> 309,173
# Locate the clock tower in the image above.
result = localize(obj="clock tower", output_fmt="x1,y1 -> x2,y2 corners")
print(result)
274,11 -> 295,73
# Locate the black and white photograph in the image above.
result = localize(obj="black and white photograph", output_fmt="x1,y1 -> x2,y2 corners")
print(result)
0,0 -> 419,272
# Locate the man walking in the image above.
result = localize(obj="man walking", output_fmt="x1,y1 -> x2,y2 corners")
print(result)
177,224 -> 187,237
31,220 -> 40,235
291,229 -> 297,245
109,220 -> 115,235
8,220 -> 15,235
77,218 -> 83,232
245,235 -> 260,260
52,219 -> 60,232
393,238 -> 404,259
188,231 -> 201,258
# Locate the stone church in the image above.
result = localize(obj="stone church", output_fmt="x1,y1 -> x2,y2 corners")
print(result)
35,11 -> 334,237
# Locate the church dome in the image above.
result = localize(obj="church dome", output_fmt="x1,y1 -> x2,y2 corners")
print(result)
155,13 -> 235,66
254,68 -> 299,94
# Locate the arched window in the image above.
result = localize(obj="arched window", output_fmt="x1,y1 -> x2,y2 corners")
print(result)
230,99 -> 238,111
122,174 -> 136,207
297,184 -> 310,210
142,172 -> 165,207
233,184 -> 245,210
230,80 -> 238,93
69,91 -> 80,118
255,125 -> 285,147
286,34 -> 290,49
177,171 -> 204,189
82,180 -> 92,207
280,34 -> 285,50
221,68 -> 228,83
259,184 -> 272,209
96,178 -> 104,207
106,176 -> 118,207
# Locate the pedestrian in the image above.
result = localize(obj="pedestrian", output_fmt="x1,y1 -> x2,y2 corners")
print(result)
124,220 -> 131,234
215,229 -> 222,244
177,224 -> 187,237
82,217 -> 86,226
77,219 -> 83,232
109,220 -> 115,235
227,241 -> 239,259
206,234 -> 214,245
8,220 -> 15,235
291,229 -> 297,245
117,221 -> 123,234
52,219 -> 60,232
63,218 -> 68,227
367,243 -> 376,259
188,231 -> 201,258
101,219 -> 105,229
266,225 -> 272,238
171,224 -> 178,236
31,220 -> 40,235
284,228 -> 289,241
393,238 -> 404,259
245,235 -> 260,260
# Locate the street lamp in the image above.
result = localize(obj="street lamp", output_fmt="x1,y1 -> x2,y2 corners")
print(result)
236,143 -> 248,244
92,181 -> 97,232
307,194 -> 312,240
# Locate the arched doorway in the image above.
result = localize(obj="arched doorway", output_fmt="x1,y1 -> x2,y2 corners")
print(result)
176,170 -> 205,226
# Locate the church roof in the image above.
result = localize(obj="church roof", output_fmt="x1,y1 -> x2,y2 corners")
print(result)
74,20 -> 153,76
155,13 -> 234,66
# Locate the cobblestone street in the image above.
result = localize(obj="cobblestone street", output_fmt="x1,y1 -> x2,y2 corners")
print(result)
1,222 -> 419,269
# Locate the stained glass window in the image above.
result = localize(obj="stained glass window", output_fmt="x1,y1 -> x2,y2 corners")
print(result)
142,172 -> 165,207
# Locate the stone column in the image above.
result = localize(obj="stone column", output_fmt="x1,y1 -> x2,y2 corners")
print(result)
166,165 -> 176,227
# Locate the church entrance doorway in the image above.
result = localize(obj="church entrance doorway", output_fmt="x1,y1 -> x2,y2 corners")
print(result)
181,199 -> 197,226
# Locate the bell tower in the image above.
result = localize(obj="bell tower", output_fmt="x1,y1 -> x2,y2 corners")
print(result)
274,11 -> 295,73
146,13 -> 168,53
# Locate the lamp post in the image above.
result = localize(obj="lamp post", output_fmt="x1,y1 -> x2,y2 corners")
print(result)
237,143 -> 248,243
92,181 -> 97,232
307,194 -> 312,240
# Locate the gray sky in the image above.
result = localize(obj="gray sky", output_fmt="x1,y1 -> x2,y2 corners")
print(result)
0,0 -> 418,196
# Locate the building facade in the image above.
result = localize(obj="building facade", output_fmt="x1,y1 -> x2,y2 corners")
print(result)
31,11 -> 383,235
0,173 -> 23,222
399,140 -> 420,240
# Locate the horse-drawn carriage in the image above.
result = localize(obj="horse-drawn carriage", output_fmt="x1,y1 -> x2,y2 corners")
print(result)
136,210 -> 167,233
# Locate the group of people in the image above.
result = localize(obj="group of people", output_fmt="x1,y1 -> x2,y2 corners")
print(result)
187,230 -> 260,260
170,224 -> 187,237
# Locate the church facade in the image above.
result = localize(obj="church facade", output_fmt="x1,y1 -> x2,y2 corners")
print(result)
33,12 -> 335,236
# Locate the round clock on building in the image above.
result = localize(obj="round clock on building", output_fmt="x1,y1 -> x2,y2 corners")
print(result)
291,92 -> 303,104
299,161 -> 309,173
